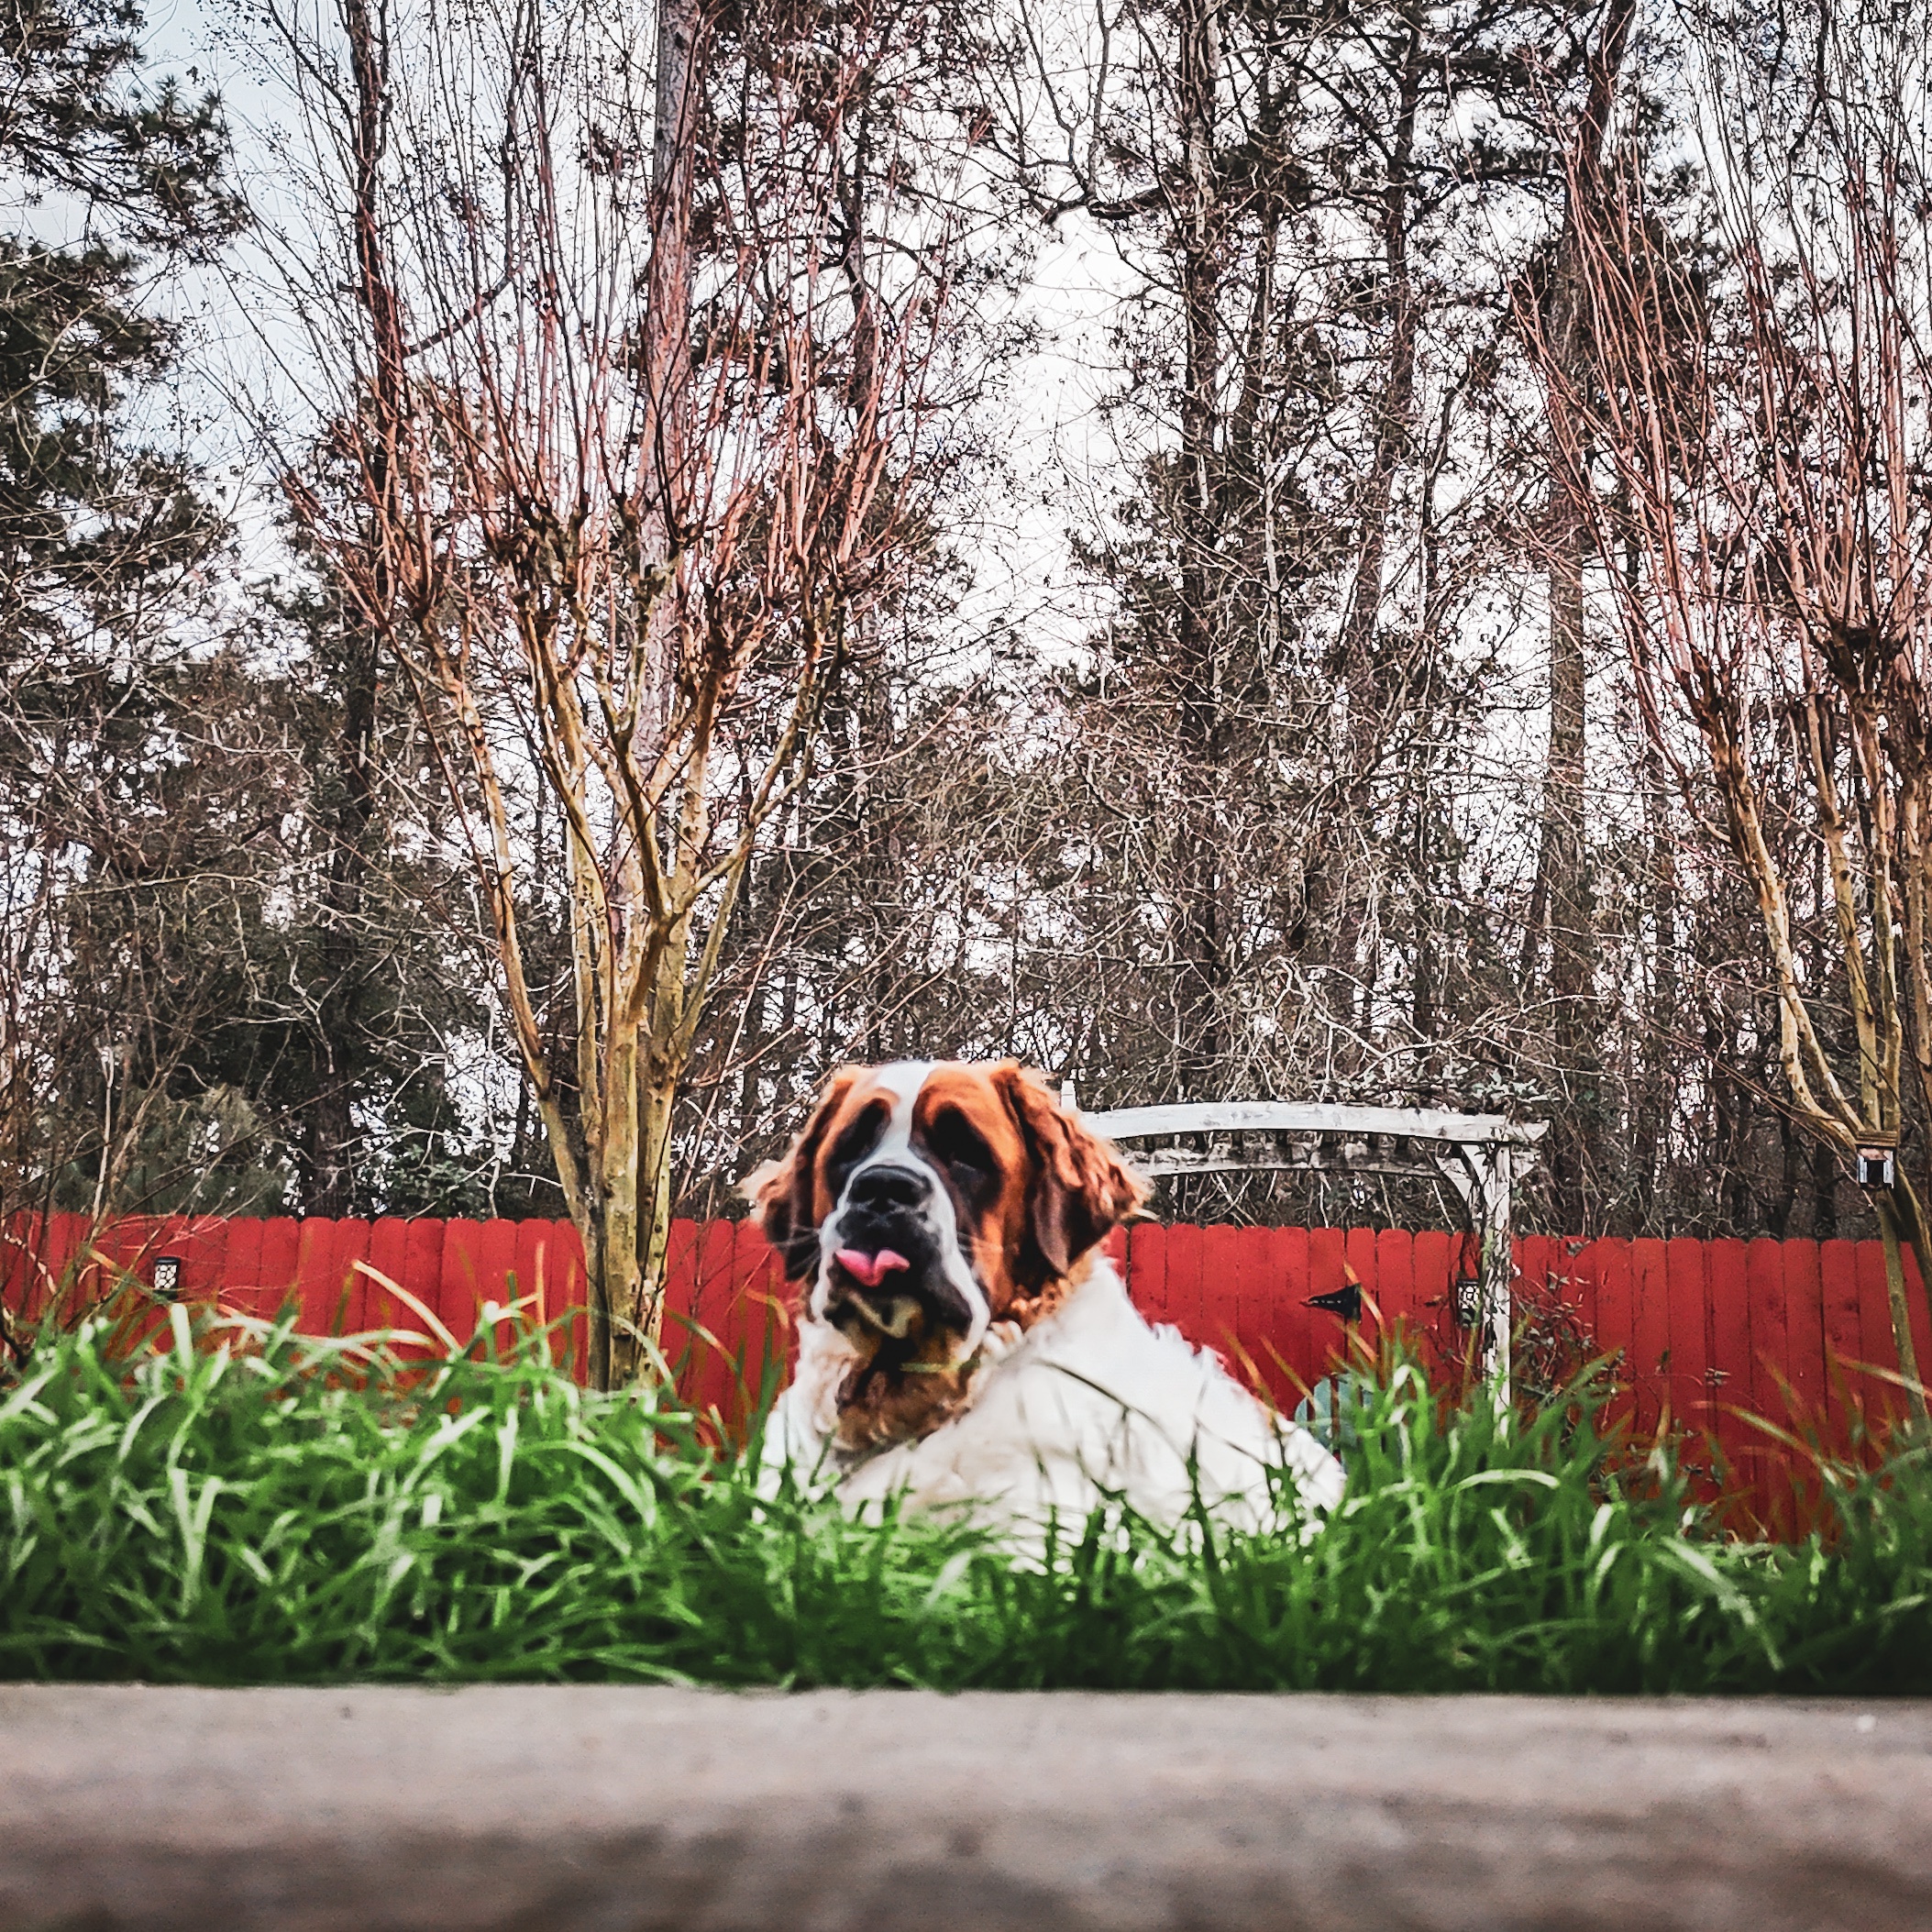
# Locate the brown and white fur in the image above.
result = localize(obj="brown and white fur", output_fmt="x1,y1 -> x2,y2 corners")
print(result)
747,1060 -> 1343,1533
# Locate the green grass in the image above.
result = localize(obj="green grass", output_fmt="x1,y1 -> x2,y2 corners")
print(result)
4,1303 -> 1931,1692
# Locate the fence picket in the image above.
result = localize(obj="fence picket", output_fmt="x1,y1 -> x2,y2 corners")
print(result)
1513,1234 -> 1555,1396
1220,1223 -> 1264,1397
1308,1227 -> 1347,1378
1818,1240 -> 1862,1441
397,1220 -> 447,1352
1629,1239 -> 1670,1442
1853,1240 -> 1902,1431
329,1220 -> 374,1335
1706,1238 -> 1750,1496
1665,1238 -> 1710,1442
0,1211 -> 39,1317
1783,1239 -> 1827,1433
662,1219 -> 701,1392
1201,1223 -> 1243,1363
1124,1220 -> 1165,1323
1565,1238 -> 1599,1344
690,1219 -> 741,1419
1340,1227 -> 1377,1376
733,1219 -> 790,1424
1372,1228 -> 1414,1362
1514,1233 -> 1553,1303
257,1218 -> 303,1321
436,1220 -> 484,1341
1908,1246 -> 1932,1418
1259,1225 -> 1310,1407
360,1220 -> 412,1335
219,1218 -> 265,1319
510,1220 -> 554,1341
292,1220 -> 338,1335
1164,1224 -> 1205,1348
1409,1230 -> 1456,1368
1745,1239 -> 1794,1536
160,1216 -> 229,1316
1594,1240 -> 1635,1440
470,1220 -> 519,1356
555,1224 -> 589,1374
43,1213 -> 88,1317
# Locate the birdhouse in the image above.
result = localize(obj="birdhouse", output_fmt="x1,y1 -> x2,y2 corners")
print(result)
1856,1135 -> 1897,1189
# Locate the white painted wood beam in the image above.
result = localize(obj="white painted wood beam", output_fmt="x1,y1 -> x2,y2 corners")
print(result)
1081,1101 -> 1548,1148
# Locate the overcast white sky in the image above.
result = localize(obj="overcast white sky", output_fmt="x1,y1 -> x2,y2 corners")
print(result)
128,0 -> 1575,832
130,0 -> 1149,669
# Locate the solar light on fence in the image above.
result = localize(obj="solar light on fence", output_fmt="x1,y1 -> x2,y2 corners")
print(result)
151,1256 -> 182,1299
1856,1138 -> 1897,1189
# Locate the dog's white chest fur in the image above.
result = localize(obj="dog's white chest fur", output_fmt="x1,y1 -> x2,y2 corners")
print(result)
765,1258 -> 1345,1531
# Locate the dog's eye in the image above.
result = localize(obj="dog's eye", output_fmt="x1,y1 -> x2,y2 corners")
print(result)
826,1103 -> 888,1184
926,1110 -> 991,1180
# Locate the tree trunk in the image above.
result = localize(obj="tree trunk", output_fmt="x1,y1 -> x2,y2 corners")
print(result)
1527,0 -> 1636,1232
579,0 -> 706,1392
1811,1134 -> 1839,1241
646,0 -> 701,518
1172,0 -> 1226,1099
1632,739 -> 1676,1227
1877,1188 -> 1930,1427
634,1055 -> 679,1375
304,613 -> 378,1217
1334,3 -> 1422,765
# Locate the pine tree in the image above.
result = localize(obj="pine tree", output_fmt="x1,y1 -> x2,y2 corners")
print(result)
0,0 -> 240,648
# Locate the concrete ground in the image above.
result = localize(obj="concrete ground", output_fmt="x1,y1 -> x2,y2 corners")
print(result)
3,1685 -> 1928,1931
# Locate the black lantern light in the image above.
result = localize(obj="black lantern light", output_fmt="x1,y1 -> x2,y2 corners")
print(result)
151,1255 -> 182,1299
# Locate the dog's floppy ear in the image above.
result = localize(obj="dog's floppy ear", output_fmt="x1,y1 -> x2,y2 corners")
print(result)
996,1063 -> 1148,1285
743,1068 -> 860,1282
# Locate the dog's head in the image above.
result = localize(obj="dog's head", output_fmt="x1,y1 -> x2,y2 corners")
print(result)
745,1060 -> 1145,1444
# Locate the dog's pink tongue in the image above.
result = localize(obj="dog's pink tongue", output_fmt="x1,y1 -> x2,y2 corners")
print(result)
836,1247 -> 911,1289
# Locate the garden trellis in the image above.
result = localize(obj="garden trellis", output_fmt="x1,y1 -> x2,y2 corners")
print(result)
1068,1094 -> 1548,1397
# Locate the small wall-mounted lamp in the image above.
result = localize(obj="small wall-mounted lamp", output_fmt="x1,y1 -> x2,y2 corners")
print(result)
1856,1135 -> 1898,1190
151,1256 -> 182,1299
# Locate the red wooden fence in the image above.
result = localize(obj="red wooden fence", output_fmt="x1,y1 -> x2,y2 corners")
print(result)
6,1211 -> 1926,1532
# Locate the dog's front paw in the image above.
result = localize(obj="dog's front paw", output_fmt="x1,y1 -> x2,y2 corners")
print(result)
980,1319 -> 1023,1362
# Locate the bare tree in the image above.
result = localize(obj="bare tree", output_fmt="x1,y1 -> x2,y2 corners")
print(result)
261,0 -> 976,1384
1518,0 -> 1638,1231
1540,0 -> 1932,1412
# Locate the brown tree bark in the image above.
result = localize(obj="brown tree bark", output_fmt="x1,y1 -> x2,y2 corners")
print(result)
304,613 -> 379,1218
298,0 -> 402,1220
1334,2 -> 1423,754
1172,0 -> 1227,1099
1525,0 -> 1637,1232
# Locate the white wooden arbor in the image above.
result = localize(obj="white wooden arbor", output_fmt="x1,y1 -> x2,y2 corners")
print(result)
1064,1090 -> 1548,1395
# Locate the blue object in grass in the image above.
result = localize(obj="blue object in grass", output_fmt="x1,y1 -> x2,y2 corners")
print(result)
1293,1373 -> 1374,1462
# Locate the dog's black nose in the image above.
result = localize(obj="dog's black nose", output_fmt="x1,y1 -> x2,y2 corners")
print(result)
844,1162 -> 931,1211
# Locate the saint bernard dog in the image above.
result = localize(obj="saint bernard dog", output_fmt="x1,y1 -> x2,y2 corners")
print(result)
748,1059 -> 1344,1536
